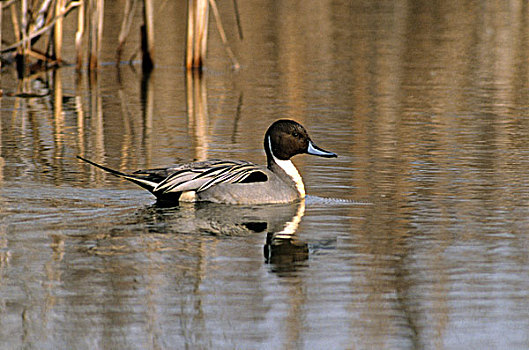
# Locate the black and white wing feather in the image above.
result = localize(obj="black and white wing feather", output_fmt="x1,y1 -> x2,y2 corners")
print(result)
152,160 -> 267,196
78,157 -> 268,200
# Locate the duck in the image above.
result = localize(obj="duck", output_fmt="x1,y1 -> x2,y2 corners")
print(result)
77,119 -> 337,204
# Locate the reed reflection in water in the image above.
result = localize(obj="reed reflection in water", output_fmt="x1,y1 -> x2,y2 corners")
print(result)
2,0 -> 529,349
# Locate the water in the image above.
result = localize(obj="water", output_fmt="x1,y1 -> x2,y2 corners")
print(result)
2,0 -> 529,349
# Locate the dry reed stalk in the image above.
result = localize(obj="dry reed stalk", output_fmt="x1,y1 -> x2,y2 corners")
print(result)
34,0 -> 53,30
89,0 -> 104,70
117,0 -> 137,63
11,2 -> 23,76
26,48 -> 52,61
97,0 -> 104,65
9,3 -> 20,43
209,0 -> 239,70
186,0 -> 209,70
185,0 -> 195,69
89,0 -> 96,69
21,0 -> 28,55
2,2 -> 80,53
232,0 -> 243,40
75,0 -> 85,69
142,0 -> 154,71
54,0 -> 65,62
196,0 -> 208,68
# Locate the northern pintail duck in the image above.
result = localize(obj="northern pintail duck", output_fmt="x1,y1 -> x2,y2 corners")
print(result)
77,119 -> 337,204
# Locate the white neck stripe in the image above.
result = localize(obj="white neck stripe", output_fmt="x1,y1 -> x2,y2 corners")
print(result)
267,136 -> 306,198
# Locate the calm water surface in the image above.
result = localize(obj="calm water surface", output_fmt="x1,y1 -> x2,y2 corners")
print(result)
2,1 -> 529,349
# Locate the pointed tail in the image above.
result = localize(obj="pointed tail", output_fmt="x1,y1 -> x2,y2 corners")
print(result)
76,156 -> 159,192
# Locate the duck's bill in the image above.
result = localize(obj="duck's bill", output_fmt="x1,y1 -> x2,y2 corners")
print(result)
307,141 -> 337,158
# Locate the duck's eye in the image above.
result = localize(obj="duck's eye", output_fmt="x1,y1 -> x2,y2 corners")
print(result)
292,132 -> 299,138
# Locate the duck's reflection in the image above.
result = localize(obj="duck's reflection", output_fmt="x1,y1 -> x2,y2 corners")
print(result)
264,234 -> 308,265
137,199 -> 308,269
263,200 -> 308,270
